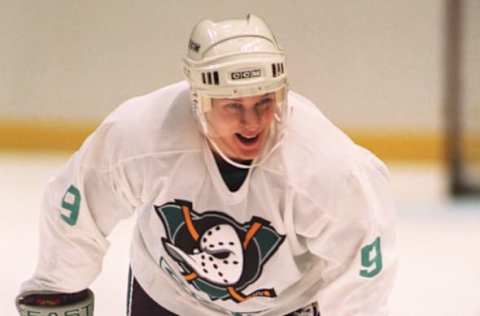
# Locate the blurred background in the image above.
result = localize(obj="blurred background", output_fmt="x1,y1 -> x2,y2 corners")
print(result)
1,0 -> 479,315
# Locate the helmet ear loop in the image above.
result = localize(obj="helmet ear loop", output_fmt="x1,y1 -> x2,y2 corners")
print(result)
192,93 -> 215,137
273,88 -> 289,126
199,97 -> 225,141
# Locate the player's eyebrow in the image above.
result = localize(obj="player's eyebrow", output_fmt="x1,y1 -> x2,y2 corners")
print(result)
226,93 -> 272,102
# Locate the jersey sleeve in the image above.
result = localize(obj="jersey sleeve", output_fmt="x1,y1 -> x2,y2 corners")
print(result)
295,147 -> 398,315
20,121 -> 139,294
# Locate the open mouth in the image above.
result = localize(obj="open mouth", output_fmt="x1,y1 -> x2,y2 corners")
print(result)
235,133 -> 259,145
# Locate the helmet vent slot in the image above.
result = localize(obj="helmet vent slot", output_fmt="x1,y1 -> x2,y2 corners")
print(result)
272,63 -> 284,78
201,71 -> 220,85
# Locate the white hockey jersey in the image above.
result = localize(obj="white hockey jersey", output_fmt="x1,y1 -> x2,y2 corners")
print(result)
21,81 -> 397,316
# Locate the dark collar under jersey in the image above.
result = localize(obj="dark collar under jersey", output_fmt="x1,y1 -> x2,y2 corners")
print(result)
212,151 -> 252,192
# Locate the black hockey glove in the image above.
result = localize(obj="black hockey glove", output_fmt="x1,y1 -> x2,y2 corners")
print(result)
16,289 -> 94,316
18,289 -> 90,306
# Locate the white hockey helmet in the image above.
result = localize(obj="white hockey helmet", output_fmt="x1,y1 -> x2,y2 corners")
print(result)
183,14 -> 290,167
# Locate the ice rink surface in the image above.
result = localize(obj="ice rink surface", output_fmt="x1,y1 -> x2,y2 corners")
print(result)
1,152 -> 479,316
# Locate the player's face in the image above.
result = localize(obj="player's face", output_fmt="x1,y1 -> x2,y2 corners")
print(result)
206,92 -> 276,161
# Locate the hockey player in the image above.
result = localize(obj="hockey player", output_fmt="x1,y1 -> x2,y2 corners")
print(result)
16,14 -> 397,316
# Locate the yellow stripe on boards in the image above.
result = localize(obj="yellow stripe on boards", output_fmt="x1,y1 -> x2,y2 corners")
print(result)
0,120 -> 471,162
345,129 -> 445,162
0,120 -> 97,152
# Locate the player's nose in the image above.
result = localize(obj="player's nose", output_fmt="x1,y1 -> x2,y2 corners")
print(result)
240,108 -> 261,131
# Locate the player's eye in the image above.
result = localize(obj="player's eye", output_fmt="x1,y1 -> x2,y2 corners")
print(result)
255,98 -> 273,112
224,103 -> 243,112
257,98 -> 273,107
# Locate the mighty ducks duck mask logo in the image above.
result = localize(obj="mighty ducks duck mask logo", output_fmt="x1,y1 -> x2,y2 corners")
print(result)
155,199 -> 285,303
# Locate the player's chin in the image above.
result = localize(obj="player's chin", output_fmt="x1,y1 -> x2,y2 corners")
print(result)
232,149 -> 259,161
